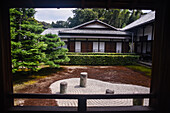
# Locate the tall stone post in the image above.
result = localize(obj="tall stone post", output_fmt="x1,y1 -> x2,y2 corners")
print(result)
60,81 -> 67,94
80,72 -> 88,87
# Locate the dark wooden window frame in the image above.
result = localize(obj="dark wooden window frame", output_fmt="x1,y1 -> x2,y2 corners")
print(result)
1,0 -> 169,113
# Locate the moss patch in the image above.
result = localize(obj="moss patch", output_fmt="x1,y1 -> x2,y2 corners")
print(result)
125,65 -> 151,77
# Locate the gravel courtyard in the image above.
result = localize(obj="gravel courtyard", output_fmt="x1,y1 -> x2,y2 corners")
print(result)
15,66 -> 151,106
50,78 -> 150,107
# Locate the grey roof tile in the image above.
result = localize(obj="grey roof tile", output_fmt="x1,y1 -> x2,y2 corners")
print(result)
41,28 -> 71,35
59,29 -> 130,35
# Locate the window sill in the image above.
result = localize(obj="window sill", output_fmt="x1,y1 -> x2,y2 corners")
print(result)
9,106 -> 155,113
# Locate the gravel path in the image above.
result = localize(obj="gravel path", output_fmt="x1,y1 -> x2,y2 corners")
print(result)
50,78 -> 150,107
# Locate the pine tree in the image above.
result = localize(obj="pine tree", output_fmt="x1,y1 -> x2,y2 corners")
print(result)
41,34 -> 70,68
10,8 -> 47,73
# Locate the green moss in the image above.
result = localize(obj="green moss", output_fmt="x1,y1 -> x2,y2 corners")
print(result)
126,65 -> 151,77
13,67 -> 63,93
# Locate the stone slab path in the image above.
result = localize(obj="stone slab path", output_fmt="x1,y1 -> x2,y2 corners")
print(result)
50,78 -> 150,107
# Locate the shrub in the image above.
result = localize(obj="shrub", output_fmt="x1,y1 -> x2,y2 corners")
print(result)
67,52 -> 135,55
67,55 -> 139,66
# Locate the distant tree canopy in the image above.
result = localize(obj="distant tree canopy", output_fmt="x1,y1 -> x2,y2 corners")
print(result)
51,9 -> 144,28
51,21 -> 69,28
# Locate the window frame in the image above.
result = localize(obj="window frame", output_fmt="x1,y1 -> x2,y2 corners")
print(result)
0,0 -> 169,113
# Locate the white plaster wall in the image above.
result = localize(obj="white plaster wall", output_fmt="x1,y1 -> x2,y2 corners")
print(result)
93,42 -> 98,52
137,25 -> 153,41
99,42 -> 105,52
75,42 -> 81,52
84,24 -> 108,28
144,25 -> 152,40
116,42 -> 122,53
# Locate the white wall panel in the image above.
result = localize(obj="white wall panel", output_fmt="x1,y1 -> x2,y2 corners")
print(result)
116,42 -> 122,53
93,42 -> 98,52
75,42 -> 81,52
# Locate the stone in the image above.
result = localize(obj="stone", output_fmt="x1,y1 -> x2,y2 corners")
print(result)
60,81 -> 67,94
80,72 -> 88,87
106,89 -> 114,94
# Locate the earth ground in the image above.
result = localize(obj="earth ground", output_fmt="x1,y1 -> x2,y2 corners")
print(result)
13,65 -> 151,106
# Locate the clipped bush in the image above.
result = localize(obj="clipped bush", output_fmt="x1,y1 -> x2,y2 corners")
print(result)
67,52 -> 135,55
67,55 -> 139,66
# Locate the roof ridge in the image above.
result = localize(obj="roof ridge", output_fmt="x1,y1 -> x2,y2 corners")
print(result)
73,19 -> 118,30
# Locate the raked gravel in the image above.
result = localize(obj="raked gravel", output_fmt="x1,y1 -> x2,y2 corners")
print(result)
50,78 -> 150,107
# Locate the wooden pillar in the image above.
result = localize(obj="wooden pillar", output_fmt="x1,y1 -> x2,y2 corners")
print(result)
141,26 -> 145,54
98,38 -> 100,52
68,38 -> 70,51
0,7 -> 13,112
151,23 -> 154,55
133,98 -> 144,106
86,38 -> 88,52
150,2 -> 170,113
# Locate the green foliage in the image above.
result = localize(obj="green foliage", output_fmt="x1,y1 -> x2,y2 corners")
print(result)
51,21 -> 69,28
41,34 -> 70,68
51,8 -> 144,28
67,9 -> 98,28
67,52 -> 136,55
67,55 -> 139,66
10,8 -> 46,73
38,21 -> 52,29
126,65 -> 151,77
127,10 -> 142,25
10,8 -> 71,73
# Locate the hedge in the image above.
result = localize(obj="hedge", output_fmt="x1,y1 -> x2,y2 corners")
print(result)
67,55 -> 139,66
67,52 -> 135,55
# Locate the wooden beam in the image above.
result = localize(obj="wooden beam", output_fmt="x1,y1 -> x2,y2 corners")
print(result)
81,0 -> 85,9
7,0 -> 156,9
9,106 -> 155,113
12,93 -> 154,99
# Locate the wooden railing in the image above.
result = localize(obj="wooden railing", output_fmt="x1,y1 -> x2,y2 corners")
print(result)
11,93 -> 155,112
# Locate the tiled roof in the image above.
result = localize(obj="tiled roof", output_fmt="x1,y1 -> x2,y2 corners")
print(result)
41,19 -> 131,38
73,19 -> 118,30
59,29 -> 130,35
41,28 -> 71,35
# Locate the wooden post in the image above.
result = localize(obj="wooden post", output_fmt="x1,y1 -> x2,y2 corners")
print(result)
0,7 -> 14,112
60,81 -> 67,94
80,72 -> 88,87
133,98 -> 144,106
133,92 -> 144,106
78,97 -> 86,112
